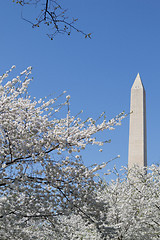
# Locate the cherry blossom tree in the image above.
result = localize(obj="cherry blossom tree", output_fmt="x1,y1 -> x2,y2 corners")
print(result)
58,165 -> 160,240
104,165 -> 160,240
0,66 -> 124,239
1,67 -> 158,240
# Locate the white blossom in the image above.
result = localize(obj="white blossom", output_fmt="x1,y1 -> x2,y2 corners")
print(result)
66,95 -> 71,100
0,66 -> 126,240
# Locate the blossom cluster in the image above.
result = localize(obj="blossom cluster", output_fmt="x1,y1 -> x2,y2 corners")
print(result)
0,66 -> 125,239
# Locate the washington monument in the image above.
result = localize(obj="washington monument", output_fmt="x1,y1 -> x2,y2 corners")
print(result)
128,73 -> 147,168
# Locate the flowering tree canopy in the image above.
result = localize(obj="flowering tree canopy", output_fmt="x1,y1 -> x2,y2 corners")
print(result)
50,165 -> 160,240
0,67 -> 159,240
0,66 -> 124,239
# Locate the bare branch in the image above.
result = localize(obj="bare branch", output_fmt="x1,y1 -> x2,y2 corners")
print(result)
13,0 -> 91,39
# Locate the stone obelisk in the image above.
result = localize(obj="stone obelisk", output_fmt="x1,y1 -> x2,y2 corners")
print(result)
128,73 -> 147,168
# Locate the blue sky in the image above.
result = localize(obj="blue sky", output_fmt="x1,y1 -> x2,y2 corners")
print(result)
0,0 -> 160,173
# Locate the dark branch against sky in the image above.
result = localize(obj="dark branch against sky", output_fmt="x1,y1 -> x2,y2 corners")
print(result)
13,0 -> 91,39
